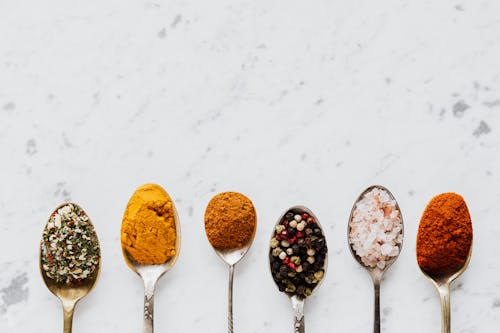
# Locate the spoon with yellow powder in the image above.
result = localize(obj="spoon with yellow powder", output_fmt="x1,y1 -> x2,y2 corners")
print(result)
204,191 -> 257,333
121,184 -> 181,333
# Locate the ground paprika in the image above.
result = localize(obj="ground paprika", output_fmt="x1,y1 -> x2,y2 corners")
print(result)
416,192 -> 473,278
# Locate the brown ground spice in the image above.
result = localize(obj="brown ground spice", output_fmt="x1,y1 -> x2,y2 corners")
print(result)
204,192 -> 256,249
416,192 -> 473,278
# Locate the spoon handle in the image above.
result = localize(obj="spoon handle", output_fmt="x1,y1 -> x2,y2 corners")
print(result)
143,278 -> 158,333
62,299 -> 76,333
228,264 -> 234,333
373,281 -> 380,333
437,283 -> 451,333
291,295 -> 305,333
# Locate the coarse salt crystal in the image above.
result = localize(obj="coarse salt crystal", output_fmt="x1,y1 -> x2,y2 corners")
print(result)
349,188 -> 403,269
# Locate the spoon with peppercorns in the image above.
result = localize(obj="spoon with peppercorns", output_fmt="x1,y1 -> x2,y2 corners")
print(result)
39,203 -> 101,333
269,206 -> 328,333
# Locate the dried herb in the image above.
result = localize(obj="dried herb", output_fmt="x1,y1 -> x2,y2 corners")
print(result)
41,203 -> 100,284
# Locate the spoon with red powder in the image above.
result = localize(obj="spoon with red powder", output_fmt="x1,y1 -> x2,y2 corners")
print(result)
416,192 -> 473,333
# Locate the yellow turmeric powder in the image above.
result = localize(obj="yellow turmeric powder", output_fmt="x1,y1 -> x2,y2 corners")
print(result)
121,184 -> 177,265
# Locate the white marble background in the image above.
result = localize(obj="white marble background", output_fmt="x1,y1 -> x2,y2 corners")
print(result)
1,0 -> 500,332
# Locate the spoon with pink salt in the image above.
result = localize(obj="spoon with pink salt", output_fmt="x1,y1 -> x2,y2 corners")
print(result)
347,185 -> 404,333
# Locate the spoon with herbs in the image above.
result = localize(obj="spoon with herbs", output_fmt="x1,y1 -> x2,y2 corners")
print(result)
121,184 -> 181,333
269,206 -> 328,333
416,192 -> 473,333
348,185 -> 403,333
204,192 -> 257,333
40,203 -> 101,333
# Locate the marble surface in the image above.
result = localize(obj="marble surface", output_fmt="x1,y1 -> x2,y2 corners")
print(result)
1,1 -> 500,332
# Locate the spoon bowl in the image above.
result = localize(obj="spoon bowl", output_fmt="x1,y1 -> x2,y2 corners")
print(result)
121,204 -> 181,333
269,205 -> 328,333
347,185 -> 403,333
39,203 -> 101,333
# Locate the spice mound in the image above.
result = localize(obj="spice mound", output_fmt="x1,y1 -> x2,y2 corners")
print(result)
121,184 -> 177,265
349,187 -> 403,270
417,192 -> 473,278
41,203 -> 100,284
269,209 -> 327,299
204,192 -> 257,249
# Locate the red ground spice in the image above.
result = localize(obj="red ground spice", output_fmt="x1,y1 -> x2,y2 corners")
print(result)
416,193 -> 473,278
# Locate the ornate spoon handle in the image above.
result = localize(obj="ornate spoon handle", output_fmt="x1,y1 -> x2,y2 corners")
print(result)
291,295 -> 305,333
143,278 -> 157,333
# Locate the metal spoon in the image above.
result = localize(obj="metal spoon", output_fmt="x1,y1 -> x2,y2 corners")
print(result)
418,247 -> 472,333
39,203 -> 101,333
204,191 -> 257,333
121,205 -> 181,333
348,185 -> 404,333
211,244 -> 255,333
269,206 -> 328,333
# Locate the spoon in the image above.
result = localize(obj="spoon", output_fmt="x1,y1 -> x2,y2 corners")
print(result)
416,193 -> 473,333
418,250 -> 472,333
269,206 -> 328,333
204,191 -> 257,333
39,203 -> 101,333
348,185 -> 403,333
212,245 -> 255,333
121,205 -> 181,333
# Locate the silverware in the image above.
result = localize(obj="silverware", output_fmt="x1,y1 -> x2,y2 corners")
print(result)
39,203 -> 101,333
204,192 -> 257,333
269,206 -> 328,333
348,185 -> 404,333
121,205 -> 181,333
419,249 -> 472,333
212,245 -> 255,333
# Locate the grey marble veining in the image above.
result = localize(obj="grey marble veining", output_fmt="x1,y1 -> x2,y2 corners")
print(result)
1,1 -> 500,332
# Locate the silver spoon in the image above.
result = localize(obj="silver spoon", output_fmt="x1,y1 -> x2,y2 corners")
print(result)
39,203 -> 101,333
348,185 -> 404,333
121,202 -> 181,333
416,193 -> 473,333
269,206 -> 328,333
212,246 -> 255,333
418,249 -> 472,333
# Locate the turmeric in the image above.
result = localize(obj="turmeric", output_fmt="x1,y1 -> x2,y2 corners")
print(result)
121,184 -> 177,265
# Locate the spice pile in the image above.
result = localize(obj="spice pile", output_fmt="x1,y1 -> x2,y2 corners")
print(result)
417,192 -> 473,278
269,209 -> 327,299
121,184 -> 177,265
41,203 -> 100,284
204,192 -> 256,249
349,187 -> 403,269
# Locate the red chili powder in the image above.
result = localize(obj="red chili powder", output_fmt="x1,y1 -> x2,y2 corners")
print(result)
416,193 -> 473,278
